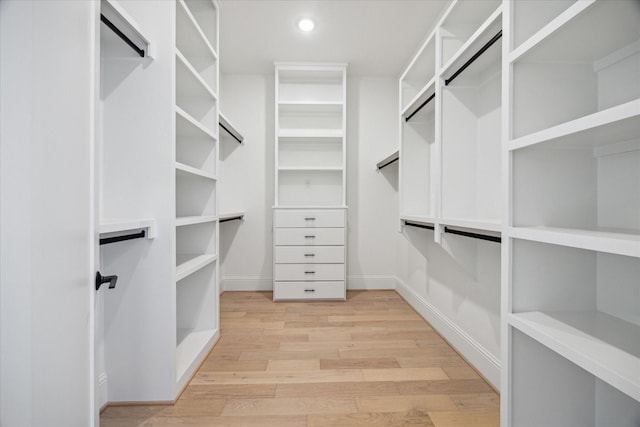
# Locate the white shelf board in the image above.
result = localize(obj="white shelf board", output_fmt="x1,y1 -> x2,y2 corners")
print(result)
219,211 -> 245,222
278,166 -> 343,172
101,0 -> 153,58
175,161 -> 216,180
278,129 -> 343,138
218,112 -> 243,143
509,311 -> 640,402
399,31 -> 436,82
510,226 -> 640,258
400,215 -> 437,226
176,0 -> 217,60
440,6 -> 503,81
100,218 -> 156,239
278,100 -> 343,107
176,106 -> 217,141
176,328 -> 215,382
376,150 -> 399,170
441,218 -> 502,233
176,49 -> 216,100
175,215 -> 217,227
508,99 -> 640,152
176,253 -> 217,282
273,205 -> 348,210
401,78 -> 436,118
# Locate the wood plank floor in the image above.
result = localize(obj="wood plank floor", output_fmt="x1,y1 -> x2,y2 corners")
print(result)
101,290 -> 499,426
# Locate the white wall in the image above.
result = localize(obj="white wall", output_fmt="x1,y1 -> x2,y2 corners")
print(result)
219,74 -> 400,290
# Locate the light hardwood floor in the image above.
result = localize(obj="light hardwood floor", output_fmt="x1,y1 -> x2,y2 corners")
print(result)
101,290 -> 499,426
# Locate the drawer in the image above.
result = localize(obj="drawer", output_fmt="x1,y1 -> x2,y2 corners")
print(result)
275,227 -> 344,246
274,263 -> 345,281
275,246 -> 345,264
273,281 -> 346,300
275,209 -> 345,228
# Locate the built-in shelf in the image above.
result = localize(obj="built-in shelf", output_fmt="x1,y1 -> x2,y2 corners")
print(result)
278,129 -> 343,138
400,215 -> 436,226
175,215 -> 217,227
176,253 -> 217,282
176,49 -> 216,100
401,78 -> 436,119
175,162 -> 216,180
510,226 -> 640,258
101,0 -> 152,58
176,328 -> 215,382
176,0 -> 216,59
508,100 -> 640,152
509,311 -> 640,402
219,112 -> 243,144
376,150 -> 399,170
440,218 -> 502,234
219,211 -> 245,223
176,107 -> 217,141
278,166 -> 343,172
100,218 -> 156,239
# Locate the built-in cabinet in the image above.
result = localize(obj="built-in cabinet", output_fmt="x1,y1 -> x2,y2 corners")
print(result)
98,0 -> 220,404
273,63 -> 348,300
502,1 -> 640,425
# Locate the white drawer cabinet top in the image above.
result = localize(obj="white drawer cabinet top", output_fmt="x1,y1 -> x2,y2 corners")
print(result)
275,209 -> 345,228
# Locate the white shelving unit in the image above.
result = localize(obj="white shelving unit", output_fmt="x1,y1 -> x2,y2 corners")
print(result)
173,0 -> 219,390
274,63 -> 347,301
503,1 -> 640,425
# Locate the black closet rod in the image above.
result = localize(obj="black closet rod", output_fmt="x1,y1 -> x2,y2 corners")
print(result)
100,14 -> 145,58
444,227 -> 501,243
405,93 -> 435,122
445,30 -> 502,86
100,230 -> 146,245
378,157 -> 399,170
404,221 -> 434,230
220,123 -> 242,144
220,215 -> 244,223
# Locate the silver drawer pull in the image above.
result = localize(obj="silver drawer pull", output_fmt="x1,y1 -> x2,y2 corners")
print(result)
304,254 -> 315,257
304,217 -> 316,221
304,271 -> 315,274
304,289 -> 316,292
304,235 -> 316,238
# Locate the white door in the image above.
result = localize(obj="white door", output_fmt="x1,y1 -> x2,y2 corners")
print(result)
0,1 -> 98,425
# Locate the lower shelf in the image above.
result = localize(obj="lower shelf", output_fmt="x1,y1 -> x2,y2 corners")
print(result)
509,311 -> 640,402
176,328 -> 215,382
176,254 -> 217,282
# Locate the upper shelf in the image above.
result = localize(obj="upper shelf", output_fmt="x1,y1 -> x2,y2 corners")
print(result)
100,218 -> 156,239
219,112 -> 243,144
376,150 -> 399,170
101,0 -> 152,59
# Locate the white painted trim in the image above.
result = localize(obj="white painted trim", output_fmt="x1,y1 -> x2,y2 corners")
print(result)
394,277 -> 501,389
347,275 -> 396,290
221,277 -> 272,292
98,372 -> 108,409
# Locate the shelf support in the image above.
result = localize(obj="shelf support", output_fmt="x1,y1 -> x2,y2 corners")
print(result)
445,30 -> 502,86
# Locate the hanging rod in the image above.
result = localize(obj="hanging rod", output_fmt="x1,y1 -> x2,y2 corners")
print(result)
100,14 -> 145,58
405,93 -> 435,122
378,157 -> 399,170
100,230 -> 146,245
404,221 -> 434,230
444,227 -> 501,243
445,30 -> 502,86
219,122 -> 242,144
377,150 -> 399,170
220,214 -> 244,223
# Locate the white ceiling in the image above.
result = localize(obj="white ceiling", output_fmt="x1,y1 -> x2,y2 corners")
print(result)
219,0 -> 449,76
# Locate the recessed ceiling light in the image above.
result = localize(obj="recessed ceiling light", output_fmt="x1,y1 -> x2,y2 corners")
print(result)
297,18 -> 315,32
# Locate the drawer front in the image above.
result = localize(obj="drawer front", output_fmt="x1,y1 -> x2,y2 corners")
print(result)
275,209 -> 345,228
274,263 -> 345,281
275,227 -> 344,246
275,246 -> 345,264
273,281 -> 346,300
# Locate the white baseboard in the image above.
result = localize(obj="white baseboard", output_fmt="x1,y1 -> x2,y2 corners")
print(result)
347,275 -> 396,290
98,372 -> 108,409
221,277 -> 272,292
394,277 -> 500,389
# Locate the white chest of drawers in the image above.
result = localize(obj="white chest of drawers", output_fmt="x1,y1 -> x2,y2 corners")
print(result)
273,208 -> 346,301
